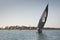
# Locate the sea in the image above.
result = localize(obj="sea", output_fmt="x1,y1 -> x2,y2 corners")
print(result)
0,30 -> 60,40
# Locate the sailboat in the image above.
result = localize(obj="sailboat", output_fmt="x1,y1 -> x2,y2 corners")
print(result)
37,4 -> 48,33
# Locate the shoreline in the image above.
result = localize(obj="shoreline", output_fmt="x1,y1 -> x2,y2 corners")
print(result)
0,27 -> 60,30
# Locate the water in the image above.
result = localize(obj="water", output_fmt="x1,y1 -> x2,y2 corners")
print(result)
0,30 -> 60,40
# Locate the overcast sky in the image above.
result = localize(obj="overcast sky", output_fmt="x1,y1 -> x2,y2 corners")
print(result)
0,0 -> 60,28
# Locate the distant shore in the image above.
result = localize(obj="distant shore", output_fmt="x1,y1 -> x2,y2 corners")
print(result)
42,28 -> 60,30
0,26 -> 60,30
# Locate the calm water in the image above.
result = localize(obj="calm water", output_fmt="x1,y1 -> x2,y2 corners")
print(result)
0,30 -> 60,40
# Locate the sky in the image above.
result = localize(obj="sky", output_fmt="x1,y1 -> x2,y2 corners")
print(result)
0,0 -> 60,28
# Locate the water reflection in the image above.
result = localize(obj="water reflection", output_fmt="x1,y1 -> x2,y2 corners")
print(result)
36,32 -> 48,40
